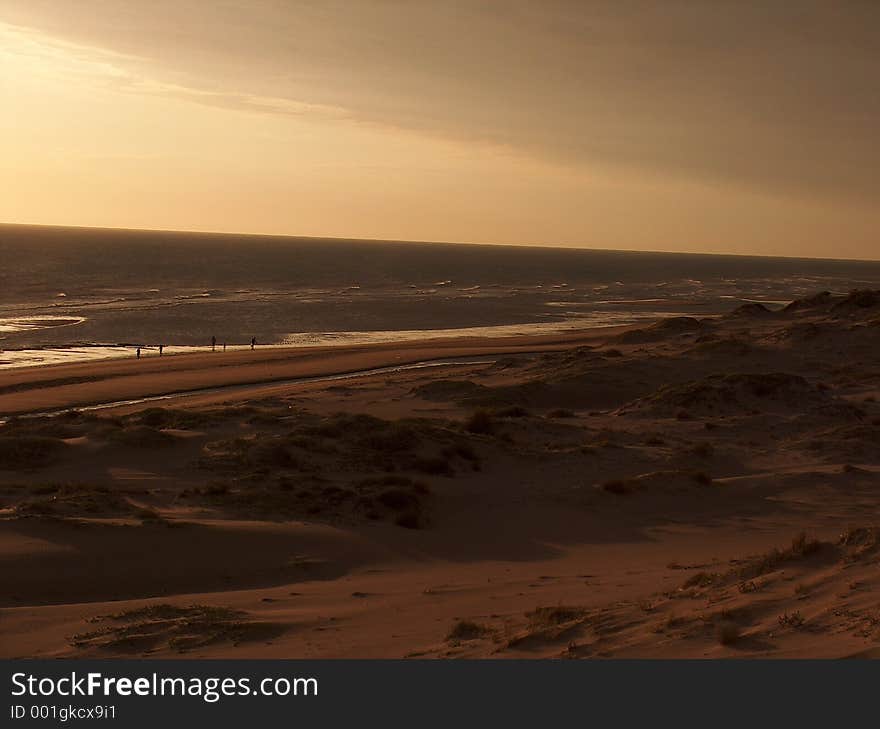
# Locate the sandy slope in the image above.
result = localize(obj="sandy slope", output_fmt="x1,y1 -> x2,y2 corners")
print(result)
1,291 -> 879,658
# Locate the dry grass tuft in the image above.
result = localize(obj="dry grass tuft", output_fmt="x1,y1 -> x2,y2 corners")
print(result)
778,611 -> 805,629
526,606 -> 586,628
71,604 -> 283,653
445,620 -> 491,642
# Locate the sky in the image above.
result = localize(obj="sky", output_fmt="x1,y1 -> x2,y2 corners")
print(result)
1,1 -> 878,259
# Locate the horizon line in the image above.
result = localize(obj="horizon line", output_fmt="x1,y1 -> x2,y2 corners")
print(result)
2,220 -> 878,265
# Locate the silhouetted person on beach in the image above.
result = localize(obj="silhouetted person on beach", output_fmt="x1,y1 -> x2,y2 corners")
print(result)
159,344 -> 164,356
223,342 -> 227,352
251,337 -> 256,350
211,335 -> 217,352
136,347 -> 141,359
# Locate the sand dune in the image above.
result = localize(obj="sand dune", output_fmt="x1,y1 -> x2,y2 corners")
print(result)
2,291 -> 879,658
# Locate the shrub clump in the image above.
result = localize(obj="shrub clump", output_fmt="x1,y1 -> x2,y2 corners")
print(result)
132,408 -> 212,430
526,606 -> 586,628
354,475 -> 430,529
736,532 -> 825,580
682,571 -> 723,589
446,620 -> 490,642
778,611 -> 805,629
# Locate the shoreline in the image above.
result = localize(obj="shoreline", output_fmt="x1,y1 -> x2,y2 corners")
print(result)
0,323 -> 636,416
0,312 -> 676,370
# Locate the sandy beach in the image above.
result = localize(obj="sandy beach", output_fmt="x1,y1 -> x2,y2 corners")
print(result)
2,290 -> 879,658
0,326 -> 632,416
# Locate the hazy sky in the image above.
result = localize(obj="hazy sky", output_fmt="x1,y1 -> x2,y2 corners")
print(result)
1,1 -> 877,258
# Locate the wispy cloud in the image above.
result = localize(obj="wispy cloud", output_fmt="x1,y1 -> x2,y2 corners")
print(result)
0,21 -> 351,123
2,1 -> 879,203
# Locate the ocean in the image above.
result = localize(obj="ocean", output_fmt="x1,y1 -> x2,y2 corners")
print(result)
2,224 -> 880,368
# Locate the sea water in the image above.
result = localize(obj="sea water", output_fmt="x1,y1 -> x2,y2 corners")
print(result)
2,224 -> 879,368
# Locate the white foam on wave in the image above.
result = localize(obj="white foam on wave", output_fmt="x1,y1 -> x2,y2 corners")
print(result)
0,316 -> 86,333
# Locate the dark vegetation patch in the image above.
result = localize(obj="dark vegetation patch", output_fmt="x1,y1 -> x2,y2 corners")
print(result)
777,611 -> 805,629
0,408 -> 221,458
304,413 -> 386,439
198,410 -> 480,480
445,620 -> 491,642
106,425 -> 176,448
0,435 -> 67,470
127,407 -> 216,430
200,435 -> 315,474
187,408 -> 496,527
11,483 -> 139,518
505,605 -> 590,647
353,475 -> 431,529
619,372 -> 852,418
195,474 -> 335,519
527,606 -> 587,628
839,526 -> 880,561
196,471 -> 432,528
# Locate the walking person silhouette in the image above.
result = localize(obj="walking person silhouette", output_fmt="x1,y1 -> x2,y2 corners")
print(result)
251,337 -> 256,351
211,335 -> 216,352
